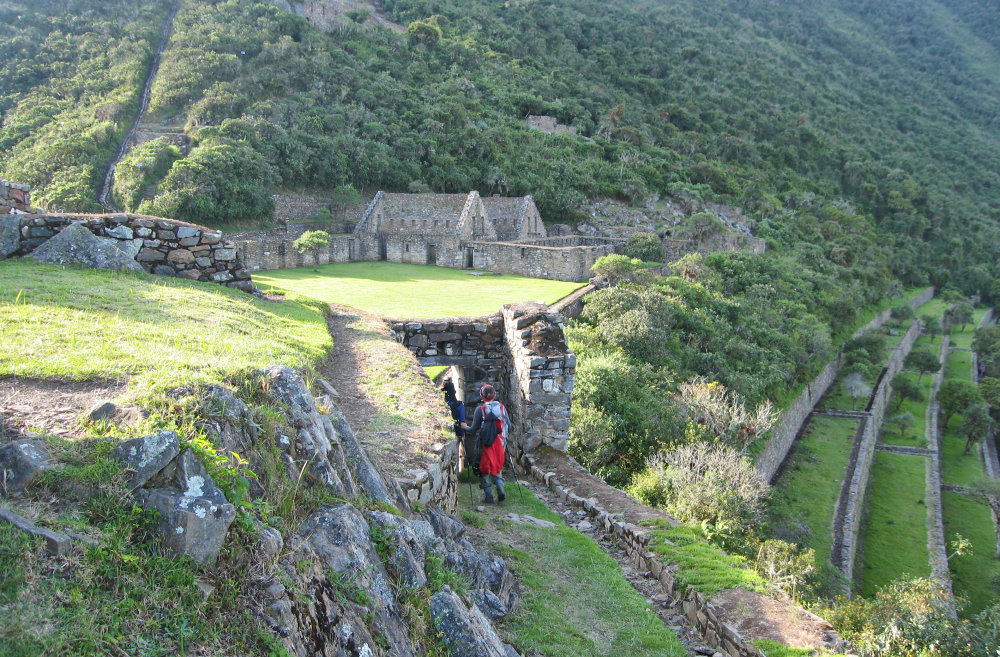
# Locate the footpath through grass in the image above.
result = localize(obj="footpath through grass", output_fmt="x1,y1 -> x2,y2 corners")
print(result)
254,261 -> 585,318
858,452 -> 930,596
456,479 -> 686,657
0,259 -> 331,394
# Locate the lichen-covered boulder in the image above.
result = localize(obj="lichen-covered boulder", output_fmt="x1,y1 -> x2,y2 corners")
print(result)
0,439 -> 54,493
429,586 -> 522,657
111,430 -> 180,489
136,449 -> 236,566
29,222 -> 144,272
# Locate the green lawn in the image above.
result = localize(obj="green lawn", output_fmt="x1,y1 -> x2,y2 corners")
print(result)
940,421 -> 985,486
254,262 -> 585,318
768,415 -> 860,567
859,452 -> 930,596
0,259 -> 331,394
457,481 -> 686,657
948,307 -> 990,350
945,348 -> 974,383
942,491 -> 1000,615
821,371 -> 877,412
882,371 -> 932,448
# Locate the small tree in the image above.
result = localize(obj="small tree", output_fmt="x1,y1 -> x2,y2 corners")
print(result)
905,349 -> 941,383
891,374 -> 924,411
947,300 -> 974,333
979,377 -> 1000,423
920,314 -> 941,344
292,230 -> 331,272
591,254 -> 646,285
843,372 -> 872,411
623,231 -> 663,263
938,379 -> 982,429
959,401 -> 995,455
889,411 -> 915,438
890,304 -> 914,322
672,378 -> 779,453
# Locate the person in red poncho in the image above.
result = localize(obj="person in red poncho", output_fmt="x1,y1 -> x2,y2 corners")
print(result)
466,384 -> 509,503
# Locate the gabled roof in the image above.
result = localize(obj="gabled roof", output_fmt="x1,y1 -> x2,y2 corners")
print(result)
482,195 -> 532,241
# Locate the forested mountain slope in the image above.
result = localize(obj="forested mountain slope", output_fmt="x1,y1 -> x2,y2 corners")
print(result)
2,0 -> 1000,291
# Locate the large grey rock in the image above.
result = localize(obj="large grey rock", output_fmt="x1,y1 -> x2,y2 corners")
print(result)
365,510 -> 428,590
0,439 -> 54,493
446,538 -> 519,612
286,504 -> 417,657
430,586 -> 520,657
29,222 -> 144,272
111,430 -> 180,489
262,365 -> 353,497
1,216 -> 20,258
468,588 -> 508,619
137,449 -> 235,566
329,407 -> 393,505
424,506 -> 466,542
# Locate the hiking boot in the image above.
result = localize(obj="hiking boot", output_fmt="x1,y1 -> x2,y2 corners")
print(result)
497,489 -> 506,502
483,489 -> 494,504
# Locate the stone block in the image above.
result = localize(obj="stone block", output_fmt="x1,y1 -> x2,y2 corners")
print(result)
0,216 -> 20,258
211,271 -> 234,282
156,230 -> 177,240
0,439 -> 55,492
153,265 -> 176,277
176,226 -> 200,239
200,232 -> 222,245
28,226 -> 54,238
0,507 -> 71,556
111,430 -> 180,489
178,236 -> 200,247
105,225 -> 133,240
430,332 -> 461,342
167,249 -> 195,265
178,269 -> 201,280
195,257 -> 212,267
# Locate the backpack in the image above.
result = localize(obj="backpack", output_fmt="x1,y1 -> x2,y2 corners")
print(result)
478,402 -> 506,449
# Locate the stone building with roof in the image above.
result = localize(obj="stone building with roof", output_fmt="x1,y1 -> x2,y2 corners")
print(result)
236,190 -> 623,282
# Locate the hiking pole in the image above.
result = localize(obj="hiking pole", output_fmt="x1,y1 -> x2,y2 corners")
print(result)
458,437 -> 474,504
505,446 -> 525,504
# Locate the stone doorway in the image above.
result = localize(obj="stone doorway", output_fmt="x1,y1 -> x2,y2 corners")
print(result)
464,247 -> 474,269
427,243 -> 436,265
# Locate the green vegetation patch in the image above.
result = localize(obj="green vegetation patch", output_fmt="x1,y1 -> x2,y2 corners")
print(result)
949,307 -> 990,350
942,491 -> 1000,615
881,371 -> 932,447
940,414 -> 987,487
0,260 -> 331,394
645,521 -> 767,597
768,415 -> 859,567
458,485 -> 686,657
255,262 -> 584,318
946,348 -> 974,383
754,639 -> 849,657
859,452 -> 930,596
0,496 -> 283,656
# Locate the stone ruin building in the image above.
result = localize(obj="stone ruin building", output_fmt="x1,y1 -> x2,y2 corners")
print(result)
237,190 -> 624,282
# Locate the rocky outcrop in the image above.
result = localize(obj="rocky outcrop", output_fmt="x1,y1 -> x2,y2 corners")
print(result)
267,503 -> 521,657
111,429 -> 181,489
137,449 -> 237,566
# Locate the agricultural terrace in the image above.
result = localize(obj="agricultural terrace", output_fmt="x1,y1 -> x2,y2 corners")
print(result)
938,306 -> 1000,613
254,262 -> 586,318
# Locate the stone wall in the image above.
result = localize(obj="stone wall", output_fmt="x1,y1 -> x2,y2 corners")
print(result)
0,180 -> 32,214
521,451 -> 773,657
390,303 -> 575,456
468,239 -> 620,281
756,287 -> 935,482
3,213 -> 254,291
834,317 -> 923,585
394,440 -> 461,512
661,233 -> 766,262
756,360 -> 841,483
524,115 -> 577,135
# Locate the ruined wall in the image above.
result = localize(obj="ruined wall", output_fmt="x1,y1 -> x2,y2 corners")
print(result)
468,240 -> 619,282
835,317 -> 923,584
390,304 -> 575,456
756,360 -> 841,483
524,115 -> 577,135
0,180 -> 32,214
661,233 -> 766,262
756,287 -> 935,482
5,213 -> 253,291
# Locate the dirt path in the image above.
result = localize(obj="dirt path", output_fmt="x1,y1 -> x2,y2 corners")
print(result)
0,377 -> 125,441
98,0 -> 181,211
318,305 -> 450,479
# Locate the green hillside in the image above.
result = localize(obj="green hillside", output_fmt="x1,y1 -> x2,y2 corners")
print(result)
3,0 -> 1000,291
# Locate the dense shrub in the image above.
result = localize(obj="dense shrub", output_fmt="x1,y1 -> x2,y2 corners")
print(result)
623,232 -> 663,263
